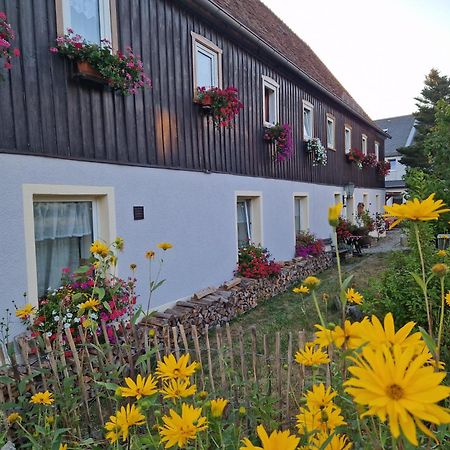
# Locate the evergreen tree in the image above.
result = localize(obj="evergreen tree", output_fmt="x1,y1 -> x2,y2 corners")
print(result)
398,69 -> 450,169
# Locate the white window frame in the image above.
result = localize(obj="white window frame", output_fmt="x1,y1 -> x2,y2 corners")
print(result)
326,114 -> 336,150
374,141 -> 380,161
293,194 -> 309,240
23,184 -> 116,306
56,0 -> 117,48
262,76 -> 279,127
302,100 -> 314,140
387,157 -> 398,171
235,192 -> 263,252
191,32 -> 223,96
344,125 -> 352,153
361,134 -> 368,156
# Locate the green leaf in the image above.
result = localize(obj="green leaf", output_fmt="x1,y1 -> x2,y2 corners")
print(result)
95,381 -> 119,392
74,265 -> 91,274
150,279 -> 166,292
102,301 -> 112,313
318,432 -> 336,450
410,272 -> 427,292
419,326 -> 437,354
93,287 -> 105,300
341,274 -> 354,291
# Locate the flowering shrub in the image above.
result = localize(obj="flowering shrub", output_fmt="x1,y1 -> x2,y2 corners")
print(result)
306,137 -> 327,166
336,217 -> 353,242
295,231 -> 325,257
17,238 -> 136,344
235,244 -> 281,278
263,123 -> 293,161
362,153 -> 377,167
50,30 -> 151,95
346,148 -> 365,169
376,159 -> 391,176
196,86 -> 243,128
0,11 -> 20,76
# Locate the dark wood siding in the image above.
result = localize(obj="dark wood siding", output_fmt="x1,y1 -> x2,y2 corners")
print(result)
0,0 -> 385,188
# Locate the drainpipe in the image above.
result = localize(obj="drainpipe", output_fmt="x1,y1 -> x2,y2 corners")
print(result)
180,0 -> 389,137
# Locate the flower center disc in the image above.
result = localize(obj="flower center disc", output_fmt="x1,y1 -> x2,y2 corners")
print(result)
386,384 -> 404,400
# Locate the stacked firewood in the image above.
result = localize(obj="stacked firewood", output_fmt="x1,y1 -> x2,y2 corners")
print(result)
140,253 -> 333,337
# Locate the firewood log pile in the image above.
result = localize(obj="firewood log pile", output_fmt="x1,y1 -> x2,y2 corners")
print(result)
140,253 -> 333,337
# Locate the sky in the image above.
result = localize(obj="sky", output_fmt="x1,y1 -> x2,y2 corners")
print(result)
260,0 -> 450,120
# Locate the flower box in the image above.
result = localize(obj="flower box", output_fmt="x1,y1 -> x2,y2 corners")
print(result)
73,60 -> 108,85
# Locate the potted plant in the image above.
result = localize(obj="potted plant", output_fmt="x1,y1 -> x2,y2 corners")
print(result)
50,30 -> 151,95
263,123 -> 293,161
376,160 -> 391,176
346,148 -> 365,169
0,11 -> 20,79
305,137 -> 327,166
196,86 -> 243,128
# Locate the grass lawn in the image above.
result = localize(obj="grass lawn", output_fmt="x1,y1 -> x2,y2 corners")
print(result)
227,252 -> 391,341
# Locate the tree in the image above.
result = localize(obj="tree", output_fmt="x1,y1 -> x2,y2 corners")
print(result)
398,69 -> 450,169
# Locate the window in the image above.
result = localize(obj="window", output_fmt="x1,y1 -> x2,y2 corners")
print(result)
387,158 -> 397,171
262,76 -> 279,127
334,193 -> 341,205
294,195 -> 309,236
23,185 -> 115,304
363,193 -> 369,209
56,0 -> 117,47
303,101 -> 314,140
34,201 -> 95,296
346,196 -> 355,223
326,114 -> 336,150
192,32 -> 222,93
236,193 -> 262,249
344,126 -> 352,153
361,134 -> 368,155
374,141 -> 380,161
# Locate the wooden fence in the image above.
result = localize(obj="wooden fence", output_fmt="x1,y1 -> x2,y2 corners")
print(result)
0,321 -> 328,427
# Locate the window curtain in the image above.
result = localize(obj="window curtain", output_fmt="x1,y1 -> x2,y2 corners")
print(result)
237,201 -> 251,247
327,121 -> 334,147
34,202 -> 93,297
303,109 -> 311,138
69,0 -> 100,44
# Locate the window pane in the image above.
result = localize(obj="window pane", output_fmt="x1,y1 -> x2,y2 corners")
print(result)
69,0 -> 101,44
327,119 -> 334,147
345,129 -> 351,151
264,87 -> 271,123
388,159 -> 397,170
196,47 -> 215,88
303,108 -> 312,138
237,200 -> 251,247
295,199 -> 302,234
34,201 -> 94,296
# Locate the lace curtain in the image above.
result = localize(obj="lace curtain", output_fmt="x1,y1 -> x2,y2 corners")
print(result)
34,202 -> 93,296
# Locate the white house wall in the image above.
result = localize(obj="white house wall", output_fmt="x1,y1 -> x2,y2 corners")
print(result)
0,154 -> 385,334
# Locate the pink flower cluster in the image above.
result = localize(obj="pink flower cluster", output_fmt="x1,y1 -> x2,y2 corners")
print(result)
362,153 -> 378,168
197,86 -> 243,128
264,123 -> 293,161
376,160 -> 391,176
0,12 -> 20,71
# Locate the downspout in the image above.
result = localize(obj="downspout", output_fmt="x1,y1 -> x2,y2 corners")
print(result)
180,0 -> 389,137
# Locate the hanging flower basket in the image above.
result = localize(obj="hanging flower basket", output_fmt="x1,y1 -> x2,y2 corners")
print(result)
196,86 -> 243,128
362,153 -> 378,168
376,160 -> 391,176
305,138 -> 327,166
346,148 -> 364,169
73,60 -> 108,84
263,123 -> 293,161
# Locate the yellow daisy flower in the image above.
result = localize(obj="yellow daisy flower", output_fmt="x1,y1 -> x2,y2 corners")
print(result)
210,398 -> 228,418
303,276 -> 321,288
157,242 -> 173,251
156,354 -> 199,381
160,379 -> 197,401
331,320 -> 365,350
432,263 -> 448,277
296,404 -> 346,435
345,288 -> 363,305
15,303 -> 35,319
119,374 -> 158,400
293,285 -> 310,295
7,412 -> 22,424
59,445 -> 68,450
240,424 -> 300,450
384,193 -> 450,228
437,250 -> 447,257
105,404 -> 146,443
295,343 -> 330,366
328,202 -> 343,227
30,390 -> 54,405
313,324 -> 334,348
159,403 -> 207,448
345,344 -> 450,446
446,291 -> 450,307
78,298 -> 101,312
145,250 -> 155,259
90,240 -> 109,257
310,432 -> 352,450
304,383 -> 337,412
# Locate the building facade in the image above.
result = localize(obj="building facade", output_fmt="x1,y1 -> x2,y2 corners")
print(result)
0,0 -> 386,333
375,115 -> 416,205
